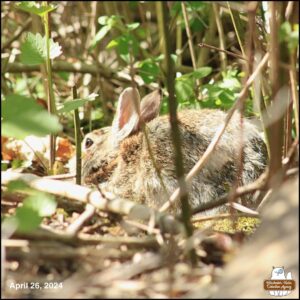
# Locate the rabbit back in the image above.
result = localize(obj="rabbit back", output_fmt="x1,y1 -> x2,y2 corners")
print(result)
98,109 -> 267,213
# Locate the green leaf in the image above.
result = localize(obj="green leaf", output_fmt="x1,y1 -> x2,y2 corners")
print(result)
20,32 -> 45,65
126,22 -> 140,31
6,190 -> 57,233
57,71 -> 70,81
191,67 -> 212,79
20,33 -> 62,65
90,25 -> 111,49
2,94 -> 62,139
57,93 -> 98,114
15,1 -> 56,16
106,33 -> 139,61
138,59 -> 160,84
15,206 -> 42,232
106,39 -> 119,49
7,180 -> 31,194
279,21 -> 299,52
98,16 -> 109,25
23,193 -> 57,217
117,34 -> 139,63
57,99 -> 88,114
175,78 -> 194,101
178,67 -> 212,80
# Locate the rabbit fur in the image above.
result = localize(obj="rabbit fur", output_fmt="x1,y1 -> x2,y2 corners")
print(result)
81,87 -> 267,214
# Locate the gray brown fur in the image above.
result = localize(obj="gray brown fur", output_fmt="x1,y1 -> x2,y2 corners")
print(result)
82,88 -> 267,214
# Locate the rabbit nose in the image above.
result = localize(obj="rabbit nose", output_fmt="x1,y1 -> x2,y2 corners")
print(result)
85,138 -> 94,149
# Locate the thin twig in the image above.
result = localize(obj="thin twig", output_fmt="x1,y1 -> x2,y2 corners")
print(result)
123,219 -> 160,235
285,1 -> 294,20
43,4 -> 57,171
227,1 -> 245,57
289,60 -> 299,139
198,42 -> 246,61
67,204 -> 96,235
72,85 -> 82,185
181,2 -> 198,70
44,173 -> 76,180
160,52 -> 270,212
212,3 -> 227,70
12,226 -> 158,248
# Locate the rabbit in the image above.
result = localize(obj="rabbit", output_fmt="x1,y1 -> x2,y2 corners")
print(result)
81,87 -> 267,215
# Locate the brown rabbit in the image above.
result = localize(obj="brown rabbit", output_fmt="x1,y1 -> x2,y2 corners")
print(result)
82,87 -> 267,214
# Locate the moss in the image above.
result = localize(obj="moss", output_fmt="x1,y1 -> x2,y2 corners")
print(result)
194,216 -> 261,234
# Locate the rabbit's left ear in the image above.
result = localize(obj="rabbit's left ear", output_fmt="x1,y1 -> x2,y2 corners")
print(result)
112,87 -> 141,145
139,89 -> 161,127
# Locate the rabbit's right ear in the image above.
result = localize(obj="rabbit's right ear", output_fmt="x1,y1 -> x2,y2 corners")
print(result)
111,87 -> 141,145
139,90 -> 161,125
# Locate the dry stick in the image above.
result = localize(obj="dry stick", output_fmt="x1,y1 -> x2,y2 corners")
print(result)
128,47 -> 168,198
181,2 -> 198,71
45,173 -> 76,180
198,43 -> 246,61
289,58 -> 299,139
160,52 -> 270,213
229,2 -> 257,224
285,1 -> 294,20
1,171 -> 183,235
2,61 -> 193,84
66,204 -> 96,235
268,2 -> 285,179
5,242 -> 136,260
157,1 -> 196,265
12,227 -> 158,248
176,14 -> 183,66
227,1 -> 245,57
123,219 -> 160,235
212,3 -> 227,71
181,2 -> 201,98
43,6 -> 57,172
282,137 -> 299,166
72,85 -> 82,185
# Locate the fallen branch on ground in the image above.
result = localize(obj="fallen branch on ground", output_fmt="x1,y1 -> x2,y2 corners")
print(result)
1,171 -> 183,235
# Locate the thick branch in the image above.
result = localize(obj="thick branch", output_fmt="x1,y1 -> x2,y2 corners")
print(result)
1,171 -> 183,235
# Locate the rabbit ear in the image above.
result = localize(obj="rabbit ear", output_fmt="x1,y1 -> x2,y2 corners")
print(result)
139,89 -> 161,125
111,87 -> 141,145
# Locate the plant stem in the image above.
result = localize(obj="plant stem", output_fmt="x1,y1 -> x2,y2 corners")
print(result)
227,1 -> 245,57
43,2 -> 57,172
213,3 -> 227,71
72,86 -> 82,185
156,1 -> 196,265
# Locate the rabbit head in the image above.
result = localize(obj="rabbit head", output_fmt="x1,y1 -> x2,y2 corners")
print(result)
82,87 -> 161,186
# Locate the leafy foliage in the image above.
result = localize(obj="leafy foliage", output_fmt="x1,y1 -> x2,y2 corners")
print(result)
279,22 -> 299,52
57,93 -> 98,114
2,94 -> 62,139
20,32 -> 62,65
138,57 -> 162,84
5,180 -> 57,233
175,67 -> 212,102
15,1 -> 57,16
200,68 -> 253,114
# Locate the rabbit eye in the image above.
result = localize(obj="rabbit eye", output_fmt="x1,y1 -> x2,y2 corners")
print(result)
85,138 -> 94,149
